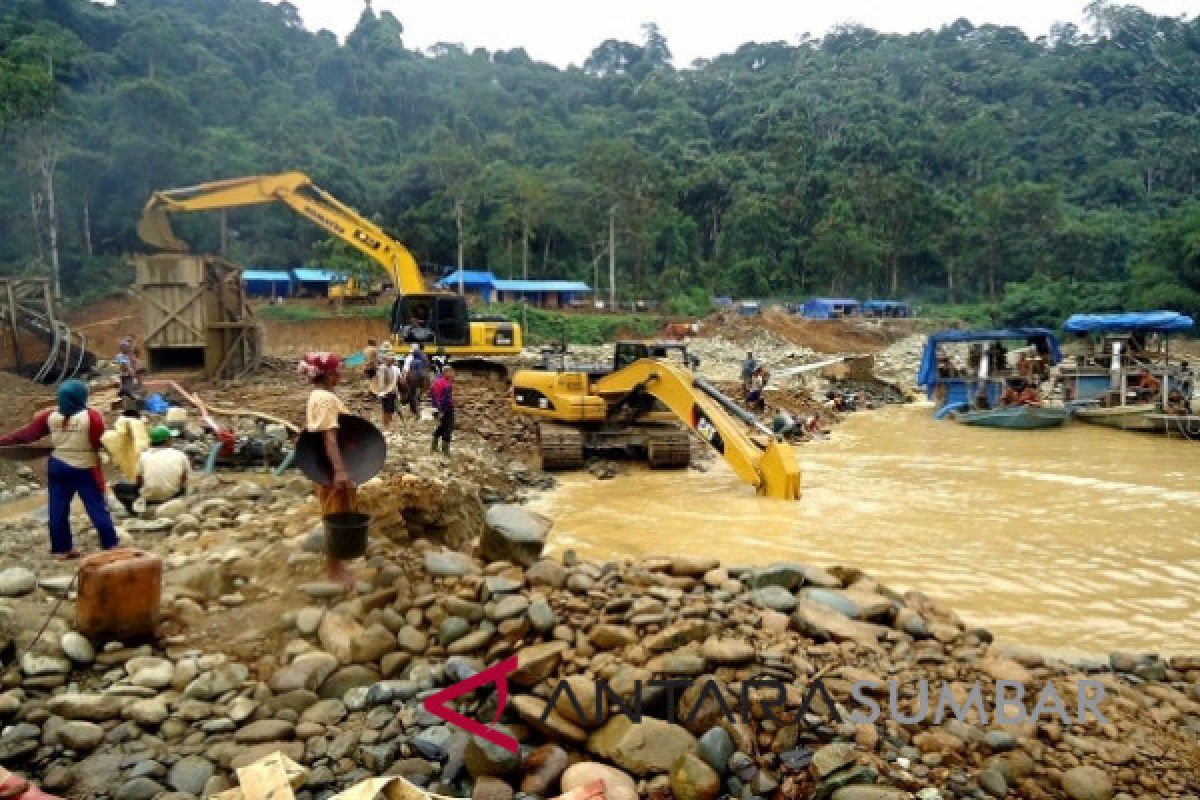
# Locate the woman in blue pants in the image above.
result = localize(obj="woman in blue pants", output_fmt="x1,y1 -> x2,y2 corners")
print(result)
0,380 -> 119,559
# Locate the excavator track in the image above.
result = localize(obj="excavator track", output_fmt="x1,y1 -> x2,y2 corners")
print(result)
538,422 -> 584,470
646,430 -> 692,469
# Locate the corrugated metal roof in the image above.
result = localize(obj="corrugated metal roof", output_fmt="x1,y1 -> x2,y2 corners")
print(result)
243,270 -> 292,281
291,268 -> 344,282
435,270 -> 497,287
493,280 -> 592,293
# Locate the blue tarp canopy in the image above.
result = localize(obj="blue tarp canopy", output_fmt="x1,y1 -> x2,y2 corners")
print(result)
1063,311 -> 1195,334
291,268 -> 345,283
802,297 -> 860,318
918,328 -> 1062,390
493,279 -> 592,293
435,270 -> 496,289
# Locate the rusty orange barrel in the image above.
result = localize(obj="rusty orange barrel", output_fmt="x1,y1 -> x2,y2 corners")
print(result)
75,548 -> 163,641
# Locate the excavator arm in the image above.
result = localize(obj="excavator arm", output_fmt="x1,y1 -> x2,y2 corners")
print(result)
138,172 -> 426,295
593,359 -> 801,499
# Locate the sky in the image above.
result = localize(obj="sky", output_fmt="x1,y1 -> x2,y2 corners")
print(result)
283,0 -> 1196,67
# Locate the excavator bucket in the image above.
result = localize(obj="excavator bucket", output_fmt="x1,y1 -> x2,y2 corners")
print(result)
759,440 -> 802,500
137,203 -> 189,252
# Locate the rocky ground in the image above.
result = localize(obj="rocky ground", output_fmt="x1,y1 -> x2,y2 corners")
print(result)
0,322 -> 1196,800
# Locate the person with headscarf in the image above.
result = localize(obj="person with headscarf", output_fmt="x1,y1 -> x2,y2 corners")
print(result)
299,352 -> 357,588
0,380 -> 119,559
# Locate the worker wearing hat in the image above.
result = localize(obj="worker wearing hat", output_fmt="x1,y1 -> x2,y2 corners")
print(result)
134,424 -> 191,505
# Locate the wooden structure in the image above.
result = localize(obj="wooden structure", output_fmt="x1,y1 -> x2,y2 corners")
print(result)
133,254 -> 261,379
0,277 -> 94,382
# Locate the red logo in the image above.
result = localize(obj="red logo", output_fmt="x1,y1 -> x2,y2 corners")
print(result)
422,655 -> 519,753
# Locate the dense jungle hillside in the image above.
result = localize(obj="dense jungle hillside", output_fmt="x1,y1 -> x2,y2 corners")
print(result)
1,0 -> 1199,322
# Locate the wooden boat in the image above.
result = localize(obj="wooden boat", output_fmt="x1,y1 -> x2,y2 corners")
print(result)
947,404 -> 1068,429
1072,403 -> 1159,432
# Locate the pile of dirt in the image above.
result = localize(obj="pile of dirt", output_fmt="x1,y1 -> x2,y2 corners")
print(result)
701,309 -> 910,355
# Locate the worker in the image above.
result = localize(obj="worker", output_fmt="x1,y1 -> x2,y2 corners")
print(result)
1134,369 -> 1161,400
363,338 -> 379,381
1017,382 -> 1042,406
299,352 -> 357,588
1164,388 -> 1190,416
1000,380 -> 1021,407
372,352 -> 402,428
115,337 -> 142,411
430,366 -> 456,455
771,407 -> 796,437
402,344 -> 429,416
134,425 -> 190,505
746,367 -> 766,411
741,351 -> 758,391
0,380 -> 119,560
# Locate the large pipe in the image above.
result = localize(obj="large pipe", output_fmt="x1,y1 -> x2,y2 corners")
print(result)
693,376 -> 775,437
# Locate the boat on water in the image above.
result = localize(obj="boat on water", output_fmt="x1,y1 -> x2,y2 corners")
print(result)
947,404 -> 1069,429
918,328 -> 1068,428
1058,311 -> 1197,437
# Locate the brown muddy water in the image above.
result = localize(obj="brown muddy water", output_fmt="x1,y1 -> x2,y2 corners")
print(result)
529,404 -> 1200,660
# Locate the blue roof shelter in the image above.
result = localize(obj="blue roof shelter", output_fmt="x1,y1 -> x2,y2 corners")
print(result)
918,328 -> 1063,412
862,300 -> 911,318
1063,311 -> 1194,334
435,270 -> 499,302
433,270 -> 592,308
802,297 -> 860,319
242,269 -> 293,298
290,268 -> 345,297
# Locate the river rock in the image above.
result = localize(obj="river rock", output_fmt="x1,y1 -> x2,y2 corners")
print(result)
748,563 -> 807,590
126,697 -> 169,727
526,559 -> 567,588
829,789 -> 910,800
587,716 -> 698,776
235,719 -> 295,743
700,637 -> 755,665
0,567 -> 36,597
127,656 -> 174,689
480,505 -> 551,567
697,727 -> 734,775
424,551 -> 477,577
512,694 -> 587,744
1061,766 -> 1114,800
167,756 -> 214,795
116,778 -> 165,800
750,586 -> 797,612
60,632 -> 95,664
184,663 -> 248,699
590,624 -> 637,649
21,652 -> 70,676
511,640 -> 568,686
47,693 -> 123,721
464,724 -> 522,776
645,620 -> 709,652
670,753 -> 720,800
490,594 -> 529,620
318,665 -> 379,699
527,597 -> 556,632
269,652 -> 338,692
57,720 -> 105,751
561,763 -> 638,800
471,776 -> 514,800
521,743 -> 570,795
812,742 -> 857,778
439,616 -> 471,645
978,766 -> 1007,798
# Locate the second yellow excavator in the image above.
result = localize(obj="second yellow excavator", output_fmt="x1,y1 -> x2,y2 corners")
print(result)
138,172 -> 521,364
511,341 -> 801,499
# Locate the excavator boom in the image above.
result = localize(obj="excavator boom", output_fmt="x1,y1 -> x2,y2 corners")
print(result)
138,172 -> 425,294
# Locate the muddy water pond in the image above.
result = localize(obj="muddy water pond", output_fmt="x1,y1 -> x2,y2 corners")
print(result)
530,404 -> 1200,660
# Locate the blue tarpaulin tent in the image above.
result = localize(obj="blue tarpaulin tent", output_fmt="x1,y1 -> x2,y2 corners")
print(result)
802,297 -> 860,319
435,270 -> 499,302
242,269 -> 293,297
861,300 -> 911,318
290,268 -> 345,297
1063,311 -> 1195,334
918,328 -> 1063,394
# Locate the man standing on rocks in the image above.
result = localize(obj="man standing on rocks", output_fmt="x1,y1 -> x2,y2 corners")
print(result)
402,343 -> 429,416
430,366 -> 455,456
741,350 -> 757,391
372,353 -> 402,429
299,352 -> 357,588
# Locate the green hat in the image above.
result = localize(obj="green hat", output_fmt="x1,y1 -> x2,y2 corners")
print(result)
149,425 -> 172,445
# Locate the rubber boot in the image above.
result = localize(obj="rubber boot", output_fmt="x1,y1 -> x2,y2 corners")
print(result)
441,440 -> 450,456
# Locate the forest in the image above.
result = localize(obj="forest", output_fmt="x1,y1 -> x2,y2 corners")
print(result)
1,0 -> 1199,323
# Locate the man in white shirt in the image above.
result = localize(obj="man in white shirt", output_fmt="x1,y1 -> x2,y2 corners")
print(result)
135,425 -> 191,503
371,353 -> 402,428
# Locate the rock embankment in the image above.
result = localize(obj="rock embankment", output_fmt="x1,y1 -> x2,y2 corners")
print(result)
2,492 -> 1197,800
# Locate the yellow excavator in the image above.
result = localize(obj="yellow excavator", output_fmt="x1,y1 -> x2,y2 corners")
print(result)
138,172 -> 521,364
511,341 -> 801,499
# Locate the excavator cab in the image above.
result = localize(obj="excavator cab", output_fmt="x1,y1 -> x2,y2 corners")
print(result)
390,294 -> 471,348
614,341 -> 699,372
